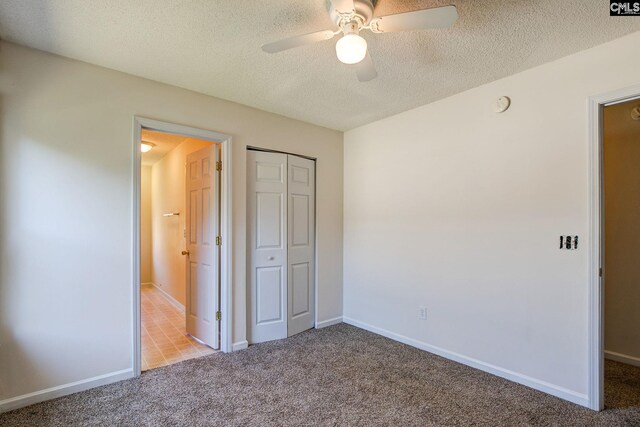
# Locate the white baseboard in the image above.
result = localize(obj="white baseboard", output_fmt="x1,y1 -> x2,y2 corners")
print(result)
605,350 -> 640,367
148,282 -> 185,313
232,340 -> 248,352
0,368 -> 133,413
342,317 -> 589,408
316,316 -> 343,329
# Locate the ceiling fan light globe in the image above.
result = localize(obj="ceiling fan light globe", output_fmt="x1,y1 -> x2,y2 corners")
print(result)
336,33 -> 367,64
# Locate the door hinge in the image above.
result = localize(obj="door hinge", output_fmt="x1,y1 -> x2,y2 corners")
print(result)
216,311 -> 221,321
216,236 -> 221,246
599,267 -> 603,277
216,161 -> 222,171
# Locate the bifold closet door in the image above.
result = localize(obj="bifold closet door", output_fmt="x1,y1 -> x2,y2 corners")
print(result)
247,150 -> 288,343
286,154 -> 315,337
247,150 -> 316,344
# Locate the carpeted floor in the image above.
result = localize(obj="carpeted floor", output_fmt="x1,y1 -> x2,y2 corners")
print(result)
1,324 -> 639,426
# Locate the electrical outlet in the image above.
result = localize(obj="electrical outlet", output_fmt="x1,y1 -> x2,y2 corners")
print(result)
419,306 -> 427,320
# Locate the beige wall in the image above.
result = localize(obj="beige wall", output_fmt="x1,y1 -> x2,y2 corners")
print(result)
0,41 -> 343,408
151,139 -> 213,306
343,31 -> 640,407
604,101 -> 640,363
140,165 -> 152,283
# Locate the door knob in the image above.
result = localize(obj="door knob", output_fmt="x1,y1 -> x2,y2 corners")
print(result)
181,250 -> 190,256
267,256 -> 274,260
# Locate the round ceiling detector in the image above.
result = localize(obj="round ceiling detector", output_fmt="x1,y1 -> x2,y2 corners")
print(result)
494,96 -> 511,113
336,33 -> 368,64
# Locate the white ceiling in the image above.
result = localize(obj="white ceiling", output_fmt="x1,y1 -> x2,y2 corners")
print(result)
1,1 -> 639,131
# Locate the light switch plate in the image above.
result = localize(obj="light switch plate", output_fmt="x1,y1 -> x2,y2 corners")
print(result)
560,235 -> 579,250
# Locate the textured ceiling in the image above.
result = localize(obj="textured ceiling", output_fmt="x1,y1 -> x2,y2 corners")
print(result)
1,1 -> 639,131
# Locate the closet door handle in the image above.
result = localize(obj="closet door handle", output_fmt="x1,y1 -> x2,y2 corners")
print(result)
267,256 -> 274,260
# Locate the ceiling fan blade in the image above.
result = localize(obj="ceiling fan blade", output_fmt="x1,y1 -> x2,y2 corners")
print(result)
331,0 -> 356,14
370,5 -> 458,33
355,51 -> 377,82
262,30 -> 336,53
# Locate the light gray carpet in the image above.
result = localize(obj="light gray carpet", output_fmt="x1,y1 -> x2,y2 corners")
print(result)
1,324 -> 639,426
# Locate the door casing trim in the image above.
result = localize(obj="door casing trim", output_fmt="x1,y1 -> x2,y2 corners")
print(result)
587,84 -> 640,410
133,117 -> 233,376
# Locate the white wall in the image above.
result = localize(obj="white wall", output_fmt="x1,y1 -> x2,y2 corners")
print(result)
604,101 -> 640,364
0,41 -> 343,408
343,31 -> 640,407
140,165 -> 152,283
151,139 -> 213,305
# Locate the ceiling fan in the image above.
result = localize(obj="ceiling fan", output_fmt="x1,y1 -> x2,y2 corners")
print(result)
261,0 -> 458,82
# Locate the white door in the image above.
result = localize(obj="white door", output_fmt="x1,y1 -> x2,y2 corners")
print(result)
287,154 -> 315,336
185,145 -> 219,348
247,150 -> 316,344
247,151 -> 288,343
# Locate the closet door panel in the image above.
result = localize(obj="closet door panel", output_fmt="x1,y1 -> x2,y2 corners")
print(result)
287,154 -> 315,336
248,151 -> 288,343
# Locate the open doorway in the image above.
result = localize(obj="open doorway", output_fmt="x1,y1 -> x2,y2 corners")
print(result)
589,87 -> 640,411
133,118 -> 233,372
601,99 -> 640,407
139,129 -> 221,370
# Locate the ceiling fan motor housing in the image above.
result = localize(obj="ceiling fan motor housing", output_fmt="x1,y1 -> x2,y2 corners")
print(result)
330,0 -> 375,28
342,20 -> 360,35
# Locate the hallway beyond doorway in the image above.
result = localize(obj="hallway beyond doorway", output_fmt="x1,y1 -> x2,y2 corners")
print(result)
141,285 -> 216,371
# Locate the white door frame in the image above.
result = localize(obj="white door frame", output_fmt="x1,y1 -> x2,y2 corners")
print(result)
132,117 -> 233,376
588,84 -> 640,410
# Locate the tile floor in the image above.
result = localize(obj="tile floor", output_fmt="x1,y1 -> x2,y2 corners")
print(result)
141,284 -> 216,371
